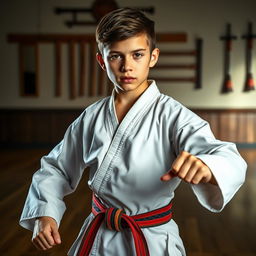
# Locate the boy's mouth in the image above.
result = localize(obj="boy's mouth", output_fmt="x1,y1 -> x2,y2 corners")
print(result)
120,76 -> 136,83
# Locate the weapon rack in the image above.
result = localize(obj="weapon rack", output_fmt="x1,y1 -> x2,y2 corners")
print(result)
7,33 -> 205,99
151,38 -> 202,89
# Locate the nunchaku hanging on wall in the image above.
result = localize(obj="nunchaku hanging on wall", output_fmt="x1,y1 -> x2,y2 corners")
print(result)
242,22 -> 256,91
220,23 -> 237,93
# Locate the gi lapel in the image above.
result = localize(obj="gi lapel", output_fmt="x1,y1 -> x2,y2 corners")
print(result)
91,81 -> 161,196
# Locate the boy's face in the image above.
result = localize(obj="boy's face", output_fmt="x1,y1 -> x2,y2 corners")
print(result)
97,33 -> 159,96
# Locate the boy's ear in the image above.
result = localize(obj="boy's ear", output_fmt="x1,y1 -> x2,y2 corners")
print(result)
149,48 -> 160,68
96,52 -> 106,70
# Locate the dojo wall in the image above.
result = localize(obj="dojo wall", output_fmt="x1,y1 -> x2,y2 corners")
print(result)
1,0 -> 256,109
0,0 -> 256,147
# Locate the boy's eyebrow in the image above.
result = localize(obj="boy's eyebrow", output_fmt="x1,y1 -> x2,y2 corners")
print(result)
109,48 -> 147,54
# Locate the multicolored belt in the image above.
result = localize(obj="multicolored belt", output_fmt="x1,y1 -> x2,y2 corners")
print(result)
78,194 -> 173,256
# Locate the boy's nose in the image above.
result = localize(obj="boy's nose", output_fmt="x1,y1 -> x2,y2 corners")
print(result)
120,58 -> 133,72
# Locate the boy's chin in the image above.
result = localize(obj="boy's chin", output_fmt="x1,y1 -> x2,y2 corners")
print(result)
114,84 -> 134,93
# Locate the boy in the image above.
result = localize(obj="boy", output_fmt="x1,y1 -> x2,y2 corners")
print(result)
20,7 -> 247,256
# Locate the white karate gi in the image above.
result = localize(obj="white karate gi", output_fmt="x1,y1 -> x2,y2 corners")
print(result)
20,81 -> 247,256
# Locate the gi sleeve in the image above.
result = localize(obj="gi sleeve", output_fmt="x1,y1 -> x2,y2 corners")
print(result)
172,106 -> 247,212
19,110 -> 88,231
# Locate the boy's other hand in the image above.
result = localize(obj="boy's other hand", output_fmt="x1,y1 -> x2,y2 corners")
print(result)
161,151 -> 217,185
32,216 -> 61,251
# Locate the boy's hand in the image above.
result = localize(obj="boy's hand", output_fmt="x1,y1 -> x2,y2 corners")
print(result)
32,216 -> 61,251
161,151 -> 217,185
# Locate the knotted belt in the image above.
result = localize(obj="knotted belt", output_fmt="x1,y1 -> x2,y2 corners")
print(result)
78,194 -> 173,256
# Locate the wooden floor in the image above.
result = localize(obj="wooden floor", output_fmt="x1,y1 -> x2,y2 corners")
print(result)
0,148 -> 255,256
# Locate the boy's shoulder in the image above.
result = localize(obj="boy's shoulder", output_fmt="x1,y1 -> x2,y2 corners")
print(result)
72,96 -> 110,125
84,96 -> 110,113
157,91 -> 185,112
156,90 -> 204,123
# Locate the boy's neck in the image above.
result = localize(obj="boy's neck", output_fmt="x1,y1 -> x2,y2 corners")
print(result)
114,80 -> 150,106
113,80 -> 150,123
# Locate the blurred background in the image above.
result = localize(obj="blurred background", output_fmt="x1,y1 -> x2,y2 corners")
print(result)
0,0 -> 255,255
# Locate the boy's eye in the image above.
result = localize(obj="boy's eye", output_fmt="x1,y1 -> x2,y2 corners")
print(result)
133,52 -> 144,59
108,54 -> 122,61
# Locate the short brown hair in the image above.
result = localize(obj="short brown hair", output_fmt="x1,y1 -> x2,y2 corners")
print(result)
96,7 -> 156,54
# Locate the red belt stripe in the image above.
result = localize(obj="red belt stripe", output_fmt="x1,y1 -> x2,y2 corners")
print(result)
78,194 -> 173,256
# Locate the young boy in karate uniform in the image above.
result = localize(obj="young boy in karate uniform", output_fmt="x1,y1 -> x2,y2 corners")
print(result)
20,7 -> 247,256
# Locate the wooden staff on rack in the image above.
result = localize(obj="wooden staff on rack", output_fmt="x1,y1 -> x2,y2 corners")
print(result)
79,41 -> 87,96
242,22 -> 256,91
69,40 -> 76,99
55,41 -> 62,97
195,38 -> 203,89
89,42 -> 97,97
220,23 -> 237,93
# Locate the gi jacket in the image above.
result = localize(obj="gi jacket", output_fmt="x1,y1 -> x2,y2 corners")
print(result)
20,81 -> 247,255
